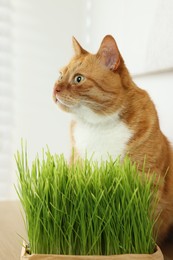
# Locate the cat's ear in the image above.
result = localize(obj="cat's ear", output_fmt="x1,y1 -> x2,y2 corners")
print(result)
97,35 -> 120,71
72,37 -> 88,56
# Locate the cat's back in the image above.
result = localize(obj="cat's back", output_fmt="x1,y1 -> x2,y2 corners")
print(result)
122,84 -> 173,177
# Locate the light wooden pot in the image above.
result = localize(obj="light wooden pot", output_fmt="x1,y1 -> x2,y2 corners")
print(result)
21,245 -> 164,260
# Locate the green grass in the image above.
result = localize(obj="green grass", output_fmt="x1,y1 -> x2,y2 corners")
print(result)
15,145 -> 159,255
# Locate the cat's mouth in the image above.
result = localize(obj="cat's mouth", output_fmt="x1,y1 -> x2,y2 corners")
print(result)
55,95 -> 75,108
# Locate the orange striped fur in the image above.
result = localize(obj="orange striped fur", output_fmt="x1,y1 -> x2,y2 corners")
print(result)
53,35 -> 173,244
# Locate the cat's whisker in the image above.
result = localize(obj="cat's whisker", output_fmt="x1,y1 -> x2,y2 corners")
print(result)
81,98 -> 109,110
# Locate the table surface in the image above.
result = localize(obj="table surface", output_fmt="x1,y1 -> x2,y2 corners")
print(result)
0,201 -> 26,260
0,201 -> 173,260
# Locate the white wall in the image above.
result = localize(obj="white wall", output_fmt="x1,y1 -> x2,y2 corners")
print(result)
134,72 -> 173,144
0,0 -> 172,200
87,0 -> 173,74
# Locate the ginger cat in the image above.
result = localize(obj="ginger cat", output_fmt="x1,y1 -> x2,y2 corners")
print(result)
53,35 -> 173,245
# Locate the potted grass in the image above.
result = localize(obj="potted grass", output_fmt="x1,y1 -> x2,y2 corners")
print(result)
15,146 -> 163,260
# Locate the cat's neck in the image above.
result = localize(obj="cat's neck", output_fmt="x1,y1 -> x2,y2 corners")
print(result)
72,106 -> 121,127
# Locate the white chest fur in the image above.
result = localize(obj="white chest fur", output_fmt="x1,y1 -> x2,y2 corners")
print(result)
73,109 -> 133,161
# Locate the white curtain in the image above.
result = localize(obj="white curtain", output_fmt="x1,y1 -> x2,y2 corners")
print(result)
0,0 -> 14,200
1,0 -> 86,200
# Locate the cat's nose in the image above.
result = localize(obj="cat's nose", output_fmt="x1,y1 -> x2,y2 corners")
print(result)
53,82 -> 61,95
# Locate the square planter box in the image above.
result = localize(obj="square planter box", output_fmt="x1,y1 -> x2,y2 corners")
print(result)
21,245 -> 164,260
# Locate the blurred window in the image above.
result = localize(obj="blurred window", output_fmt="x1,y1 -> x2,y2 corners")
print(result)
0,0 -> 14,200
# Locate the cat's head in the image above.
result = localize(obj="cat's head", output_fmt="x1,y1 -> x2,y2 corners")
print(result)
53,35 -> 126,122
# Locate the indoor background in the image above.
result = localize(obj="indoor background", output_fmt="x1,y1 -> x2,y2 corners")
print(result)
0,0 -> 173,200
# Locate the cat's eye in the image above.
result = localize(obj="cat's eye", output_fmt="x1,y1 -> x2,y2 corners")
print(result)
74,75 -> 85,84
58,72 -> 63,81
